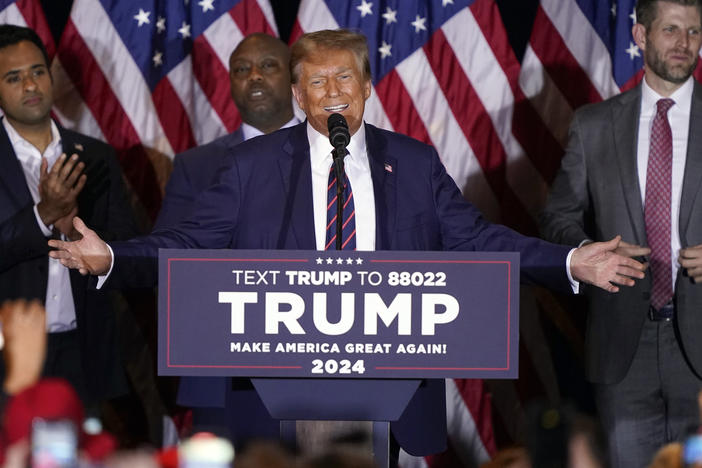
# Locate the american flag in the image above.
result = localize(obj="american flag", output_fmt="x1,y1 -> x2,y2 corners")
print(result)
522,0 -> 702,154
0,0 -> 53,58
50,0 -> 278,220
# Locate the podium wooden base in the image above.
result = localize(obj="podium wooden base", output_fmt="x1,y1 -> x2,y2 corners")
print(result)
280,420 -> 389,467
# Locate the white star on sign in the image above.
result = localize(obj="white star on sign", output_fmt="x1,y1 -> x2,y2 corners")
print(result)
134,8 -> 151,27
356,258 -> 363,265
178,21 -> 191,39
156,16 -> 166,33
378,41 -> 392,59
346,258 -> 354,265
357,0 -> 373,18
152,51 -> 163,67
411,15 -> 427,33
198,0 -> 215,12
625,41 -> 640,60
326,258 -> 334,265
442,0 -> 454,6
382,6 -> 397,24
316,258 -> 323,264
336,258 -> 344,265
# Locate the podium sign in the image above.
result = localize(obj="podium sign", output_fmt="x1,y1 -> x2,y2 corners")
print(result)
158,249 -> 519,379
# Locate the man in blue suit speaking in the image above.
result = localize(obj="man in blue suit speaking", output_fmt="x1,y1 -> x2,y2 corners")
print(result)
49,29 -> 646,456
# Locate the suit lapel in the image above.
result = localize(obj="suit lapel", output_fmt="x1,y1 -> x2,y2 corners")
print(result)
612,87 -> 647,244
55,128 -> 89,315
59,127 -> 76,155
364,124 -> 396,250
679,81 -> 702,241
278,123 -> 316,249
58,126 -> 101,216
679,82 -> 702,243
0,120 -> 33,209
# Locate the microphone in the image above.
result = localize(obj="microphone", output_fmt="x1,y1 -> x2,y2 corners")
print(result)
327,113 -> 350,250
327,113 -> 350,151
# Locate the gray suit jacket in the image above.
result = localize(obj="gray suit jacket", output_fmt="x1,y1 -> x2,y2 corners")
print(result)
540,81 -> 702,384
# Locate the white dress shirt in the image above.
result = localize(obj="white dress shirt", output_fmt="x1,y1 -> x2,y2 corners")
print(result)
308,122 -> 375,251
3,117 -> 77,332
637,76 -> 692,290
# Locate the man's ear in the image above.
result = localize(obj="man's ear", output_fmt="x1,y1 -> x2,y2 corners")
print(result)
363,79 -> 371,100
632,23 -> 647,53
291,84 -> 303,110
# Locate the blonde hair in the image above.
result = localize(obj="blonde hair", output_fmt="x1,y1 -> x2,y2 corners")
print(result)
290,29 -> 371,84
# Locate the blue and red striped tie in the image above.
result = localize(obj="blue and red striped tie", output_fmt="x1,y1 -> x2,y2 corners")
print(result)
325,165 -> 356,250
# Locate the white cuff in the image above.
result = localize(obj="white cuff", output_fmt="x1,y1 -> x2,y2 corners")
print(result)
566,248 -> 580,294
33,204 -> 53,237
96,244 -> 115,289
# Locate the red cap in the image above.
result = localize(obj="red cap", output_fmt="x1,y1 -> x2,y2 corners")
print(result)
3,378 -> 83,446
2,378 -> 116,461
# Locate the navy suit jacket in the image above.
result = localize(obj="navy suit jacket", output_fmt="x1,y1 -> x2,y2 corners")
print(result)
112,121 -> 572,453
154,129 -> 243,231
0,121 -> 136,402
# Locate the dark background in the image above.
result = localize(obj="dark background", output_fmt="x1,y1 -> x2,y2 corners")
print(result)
39,0 -> 539,62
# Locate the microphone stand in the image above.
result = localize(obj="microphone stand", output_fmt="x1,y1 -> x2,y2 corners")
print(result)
332,146 -> 346,250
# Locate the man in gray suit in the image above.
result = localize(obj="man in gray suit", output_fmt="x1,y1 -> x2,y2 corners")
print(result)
541,1 -> 702,466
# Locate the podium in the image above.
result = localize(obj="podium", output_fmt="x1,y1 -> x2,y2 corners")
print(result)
159,249 -> 519,466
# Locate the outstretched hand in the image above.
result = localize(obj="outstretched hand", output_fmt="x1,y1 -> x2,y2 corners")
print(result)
48,216 -> 111,276
570,236 -> 646,292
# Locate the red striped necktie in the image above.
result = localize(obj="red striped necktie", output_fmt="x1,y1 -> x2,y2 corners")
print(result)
325,164 -> 356,250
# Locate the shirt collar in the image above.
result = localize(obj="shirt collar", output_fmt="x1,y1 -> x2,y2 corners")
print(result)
241,116 -> 300,141
307,119 -> 367,169
2,116 -> 61,157
641,75 -> 693,116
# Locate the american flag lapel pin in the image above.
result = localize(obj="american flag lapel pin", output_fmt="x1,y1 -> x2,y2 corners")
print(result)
384,162 -> 393,173
74,143 -> 84,152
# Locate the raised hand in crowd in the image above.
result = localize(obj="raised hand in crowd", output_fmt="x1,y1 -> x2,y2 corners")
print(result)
0,299 -> 46,396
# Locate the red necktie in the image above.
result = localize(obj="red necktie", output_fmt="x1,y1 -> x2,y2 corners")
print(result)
325,165 -> 356,250
645,98 -> 674,310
